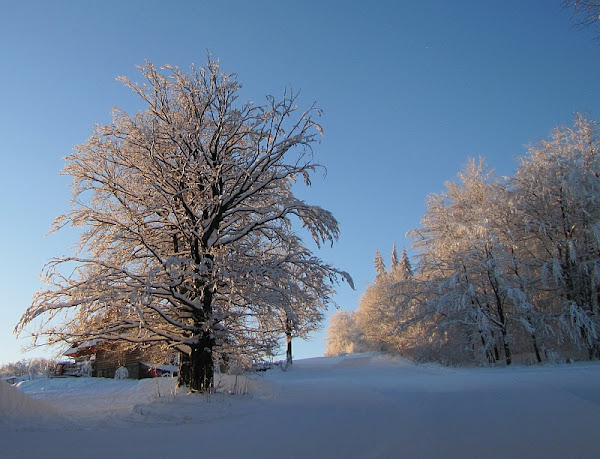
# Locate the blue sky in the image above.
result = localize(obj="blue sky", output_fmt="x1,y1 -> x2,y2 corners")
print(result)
1,1 -> 599,365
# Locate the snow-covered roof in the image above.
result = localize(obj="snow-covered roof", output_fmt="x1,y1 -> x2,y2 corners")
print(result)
64,339 -> 102,356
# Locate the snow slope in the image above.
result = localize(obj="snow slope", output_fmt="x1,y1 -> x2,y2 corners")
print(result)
2,354 -> 600,458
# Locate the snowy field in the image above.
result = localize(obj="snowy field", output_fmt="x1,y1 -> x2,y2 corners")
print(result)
2,354 -> 600,459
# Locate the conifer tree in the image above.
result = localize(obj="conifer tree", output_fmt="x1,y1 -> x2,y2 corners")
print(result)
391,243 -> 400,271
398,248 -> 413,280
374,251 -> 386,277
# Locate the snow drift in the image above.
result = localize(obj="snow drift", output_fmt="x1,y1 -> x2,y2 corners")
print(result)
0,380 -> 59,430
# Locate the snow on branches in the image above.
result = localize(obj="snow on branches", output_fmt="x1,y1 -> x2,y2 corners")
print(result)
16,58 -> 352,391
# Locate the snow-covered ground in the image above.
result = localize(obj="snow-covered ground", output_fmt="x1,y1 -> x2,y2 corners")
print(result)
2,354 -> 600,458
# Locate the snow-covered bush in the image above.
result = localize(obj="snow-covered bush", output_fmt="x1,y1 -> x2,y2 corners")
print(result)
114,366 -> 129,380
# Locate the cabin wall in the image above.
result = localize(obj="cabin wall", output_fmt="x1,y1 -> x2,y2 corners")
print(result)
94,345 -> 143,379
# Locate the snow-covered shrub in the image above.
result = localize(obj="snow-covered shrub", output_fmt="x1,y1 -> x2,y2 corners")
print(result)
114,366 -> 129,380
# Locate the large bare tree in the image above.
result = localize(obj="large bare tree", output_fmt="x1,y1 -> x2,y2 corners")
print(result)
16,59 -> 351,392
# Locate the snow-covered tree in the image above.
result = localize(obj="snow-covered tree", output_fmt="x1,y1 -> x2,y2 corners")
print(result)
405,117 -> 600,364
355,275 -> 397,354
357,265 -> 396,351
0,358 -> 57,378
409,159 -> 528,365
337,116 -> 600,366
391,243 -> 400,271
374,251 -> 386,277
511,114 -> 600,358
251,241 -> 347,366
16,59 -> 351,392
352,246 -> 431,359
324,310 -> 364,356
398,248 -> 413,280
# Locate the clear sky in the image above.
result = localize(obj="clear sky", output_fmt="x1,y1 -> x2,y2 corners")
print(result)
1,1 -> 599,366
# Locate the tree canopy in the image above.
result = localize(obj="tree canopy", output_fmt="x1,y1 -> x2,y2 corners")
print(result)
16,59 -> 352,391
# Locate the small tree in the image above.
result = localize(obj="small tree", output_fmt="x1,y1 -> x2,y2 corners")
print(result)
251,240 -> 348,366
398,248 -> 413,280
374,251 -> 386,277
16,59 -> 351,392
391,243 -> 400,271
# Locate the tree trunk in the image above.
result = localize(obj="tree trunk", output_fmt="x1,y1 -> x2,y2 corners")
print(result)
177,351 -> 190,387
177,333 -> 215,392
188,332 -> 215,392
501,335 -> 512,366
492,289 -> 512,365
177,278 -> 216,392
285,317 -> 293,366
531,333 -> 542,363
480,334 -> 495,364
286,334 -> 293,366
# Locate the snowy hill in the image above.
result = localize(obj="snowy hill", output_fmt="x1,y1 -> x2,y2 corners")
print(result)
2,354 -> 600,458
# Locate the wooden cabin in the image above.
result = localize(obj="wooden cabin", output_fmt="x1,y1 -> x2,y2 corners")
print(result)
63,340 -> 177,379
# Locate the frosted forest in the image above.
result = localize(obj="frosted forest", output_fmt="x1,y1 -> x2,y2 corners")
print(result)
326,114 -> 600,366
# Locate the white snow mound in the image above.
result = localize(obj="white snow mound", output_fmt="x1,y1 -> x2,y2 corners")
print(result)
0,380 -> 58,428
